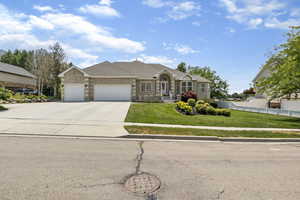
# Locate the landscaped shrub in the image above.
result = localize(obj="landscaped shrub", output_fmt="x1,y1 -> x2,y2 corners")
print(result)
187,98 -> 196,107
222,109 -> 231,117
176,101 -> 193,115
209,102 -> 218,108
196,100 -> 205,105
195,104 -> 207,114
0,105 -> 8,111
181,91 -> 197,102
207,107 -> 217,115
0,88 -> 13,100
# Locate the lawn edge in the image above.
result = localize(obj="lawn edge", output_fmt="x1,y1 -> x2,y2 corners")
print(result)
121,134 -> 300,143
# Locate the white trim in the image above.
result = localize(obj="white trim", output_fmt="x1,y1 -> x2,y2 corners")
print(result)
58,66 -> 89,78
181,80 -> 193,93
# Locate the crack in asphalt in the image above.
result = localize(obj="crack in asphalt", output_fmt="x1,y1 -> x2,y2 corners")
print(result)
135,141 -> 144,175
74,182 -> 121,189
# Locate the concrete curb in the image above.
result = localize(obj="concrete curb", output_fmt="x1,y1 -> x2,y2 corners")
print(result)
122,134 -> 300,143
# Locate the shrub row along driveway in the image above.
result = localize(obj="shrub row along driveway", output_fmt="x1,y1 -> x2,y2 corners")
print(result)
126,103 -> 300,129
0,102 -> 131,137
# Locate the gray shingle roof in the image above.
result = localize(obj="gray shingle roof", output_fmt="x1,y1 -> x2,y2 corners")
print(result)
83,61 -> 210,82
0,62 -> 36,78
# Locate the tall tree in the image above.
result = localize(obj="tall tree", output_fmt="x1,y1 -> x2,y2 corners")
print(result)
176,62 -> 187,72
189,66 -> 229,99
49,42 -> 68,98
0,50 -> 33,72
257,26 -> 300,100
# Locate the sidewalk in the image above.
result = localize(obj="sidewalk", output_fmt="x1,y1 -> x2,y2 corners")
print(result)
124,122 -> 300,132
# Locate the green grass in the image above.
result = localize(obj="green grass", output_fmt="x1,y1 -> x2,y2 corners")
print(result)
0,105 -> 8,111
125,126 -> 300,138
125,103 -> 300,129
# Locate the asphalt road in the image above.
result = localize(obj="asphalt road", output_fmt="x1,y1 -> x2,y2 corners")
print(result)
0,137 -> 300,200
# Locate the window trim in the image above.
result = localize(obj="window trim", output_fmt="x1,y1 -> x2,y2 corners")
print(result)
140,81 -> 152,93
181,81 -> 193,93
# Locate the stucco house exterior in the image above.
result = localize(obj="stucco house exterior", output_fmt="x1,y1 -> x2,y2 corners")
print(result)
251,65 -> 300,110
252,66 -> 271,98
0,62 -> 36,90
58,61 -> 210,102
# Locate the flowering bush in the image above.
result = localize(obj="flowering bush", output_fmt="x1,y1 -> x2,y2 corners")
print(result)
176,101 -> 193,115
181,91 -> 197,102
187,98 -> 196,107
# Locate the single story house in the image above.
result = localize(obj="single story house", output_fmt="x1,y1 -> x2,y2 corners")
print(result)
0,62 -> 36,90
58,61 -> 210,102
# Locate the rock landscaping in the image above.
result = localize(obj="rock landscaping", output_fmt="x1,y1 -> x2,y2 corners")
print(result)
0,88 -> 49,104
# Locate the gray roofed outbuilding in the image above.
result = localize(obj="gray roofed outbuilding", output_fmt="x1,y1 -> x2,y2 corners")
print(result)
0,62 -> 36,78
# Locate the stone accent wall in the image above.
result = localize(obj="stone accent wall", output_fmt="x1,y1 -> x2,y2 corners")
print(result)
63,68 -> 85,84
136,80 -> 161,102
0,71 -> 36,88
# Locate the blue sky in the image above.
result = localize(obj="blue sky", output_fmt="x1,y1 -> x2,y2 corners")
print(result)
0,0 -> 300,93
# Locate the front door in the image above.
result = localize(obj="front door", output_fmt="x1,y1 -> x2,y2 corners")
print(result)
161,81 -> 169,96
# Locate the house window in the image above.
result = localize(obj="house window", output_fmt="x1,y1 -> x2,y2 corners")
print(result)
141,82 -> 152,92
182,81 -> 192,93
200,83 -> 206,92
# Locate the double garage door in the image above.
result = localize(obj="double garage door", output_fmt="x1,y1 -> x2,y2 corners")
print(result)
64,84 -> 131,101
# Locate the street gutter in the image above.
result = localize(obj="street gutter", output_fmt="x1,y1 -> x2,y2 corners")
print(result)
121,134 -> 300,143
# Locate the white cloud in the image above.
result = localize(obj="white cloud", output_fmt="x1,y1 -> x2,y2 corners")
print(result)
219,0 -> 288,29
0,33 -> 55,49
265,17 -> 300,29
137,54 -> 176,66
291,8 -> 300,17
33,5 -> 56,12
227,27 -> 236,33
79,4 -> 120,17
0,3 -> 145,67
143,0 -> 200,21
28,15 -> 54,30
41,13 -> 144,53
0,4 -> 30,34
142,0 -> 168,8
99,0 -> 113,6
192,21 -> 201,26
168,1 -> 201,20
163,43 -> 199,55
248,18 -> 263,28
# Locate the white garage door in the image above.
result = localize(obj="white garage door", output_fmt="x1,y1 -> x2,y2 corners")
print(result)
94,84 -> 131,101
64,84 -> 84,101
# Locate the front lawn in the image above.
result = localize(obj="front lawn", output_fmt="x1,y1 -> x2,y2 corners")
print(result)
125,103 -> 300,129
125,126 -> 300,138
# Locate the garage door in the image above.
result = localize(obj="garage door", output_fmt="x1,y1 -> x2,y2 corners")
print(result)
64,84 -> 84,101
94,84 -> 131,101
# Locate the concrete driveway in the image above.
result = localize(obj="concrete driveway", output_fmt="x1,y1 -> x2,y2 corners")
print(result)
0,102 -> 131,137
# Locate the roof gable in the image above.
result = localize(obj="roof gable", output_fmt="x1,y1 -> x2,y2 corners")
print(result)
58,66 -> 89,77
0,62 -> 36,78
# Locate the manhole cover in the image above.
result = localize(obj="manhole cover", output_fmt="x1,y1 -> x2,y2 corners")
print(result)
124,173 -> 161,195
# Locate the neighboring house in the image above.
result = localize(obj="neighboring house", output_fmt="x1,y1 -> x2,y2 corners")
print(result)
252,66 -> 271,98
250,66 -> 300,110
58,61 -> 210,102
0,62 -> 36,90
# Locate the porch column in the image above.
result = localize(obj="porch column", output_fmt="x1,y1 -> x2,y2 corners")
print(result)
132,79 -> 137,101
84,77 -> 89,101
170,79 -> 175,99
60,78 -> 64,101
156,80 -> 160,96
